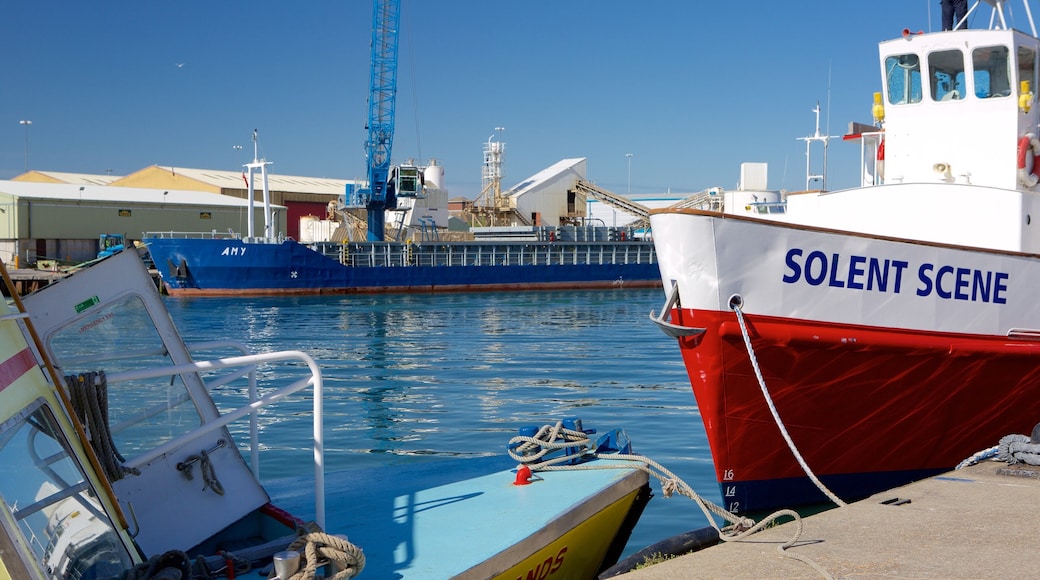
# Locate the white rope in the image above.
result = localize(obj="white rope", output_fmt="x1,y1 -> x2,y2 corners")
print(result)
731,303 -> 847,508
508,421 -> 834,578
956,445 -> 999,469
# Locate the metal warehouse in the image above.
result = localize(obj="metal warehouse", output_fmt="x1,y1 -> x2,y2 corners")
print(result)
0,181 -> 284,267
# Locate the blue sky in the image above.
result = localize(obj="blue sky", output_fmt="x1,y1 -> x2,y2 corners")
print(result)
0,1 -> 1007,199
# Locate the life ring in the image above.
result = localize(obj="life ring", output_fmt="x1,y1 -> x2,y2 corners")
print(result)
876,139 -> 885,182
1017,134 -> 1040,187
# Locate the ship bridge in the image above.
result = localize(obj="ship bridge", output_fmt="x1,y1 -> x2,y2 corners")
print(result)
878,17 -> 1040,190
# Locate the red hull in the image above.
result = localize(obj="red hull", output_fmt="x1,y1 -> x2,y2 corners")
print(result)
673,307 -> 1040,512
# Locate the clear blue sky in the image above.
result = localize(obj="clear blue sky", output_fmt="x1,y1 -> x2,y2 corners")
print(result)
0,1 -> 1004,198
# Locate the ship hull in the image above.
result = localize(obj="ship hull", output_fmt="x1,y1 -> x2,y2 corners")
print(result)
144,236 -> 660,295
651,209 -> 1040,513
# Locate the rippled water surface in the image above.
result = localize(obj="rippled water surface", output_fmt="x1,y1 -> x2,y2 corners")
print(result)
166,288 -> 721,558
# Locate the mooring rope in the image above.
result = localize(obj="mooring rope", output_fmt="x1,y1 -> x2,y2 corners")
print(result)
959,433 -> 1040,468
276,531 -> 365,580
508,422 -> 750,529
730,303 -> 847,508
508,421 -> 834,579
65,371 -> 140,482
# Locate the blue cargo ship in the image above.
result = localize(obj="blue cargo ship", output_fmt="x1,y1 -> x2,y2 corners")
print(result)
143,227 -> 659,296
143,133 -> 661,296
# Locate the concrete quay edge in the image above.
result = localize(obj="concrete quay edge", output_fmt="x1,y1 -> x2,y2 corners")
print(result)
620,461 -> 1039,579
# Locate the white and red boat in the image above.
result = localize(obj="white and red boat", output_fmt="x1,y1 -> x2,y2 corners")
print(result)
650,0 -> 1040,514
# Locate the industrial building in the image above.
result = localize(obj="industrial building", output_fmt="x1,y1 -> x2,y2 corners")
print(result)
0,180 -> 284,267
1,154 -> 695,267
15,166 -> 358,241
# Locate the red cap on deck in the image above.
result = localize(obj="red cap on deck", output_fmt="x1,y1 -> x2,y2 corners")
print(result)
514,465 -> 533,485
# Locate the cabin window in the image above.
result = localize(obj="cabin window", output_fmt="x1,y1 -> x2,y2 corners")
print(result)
44,294 -> 204,459
1018,45 -> 1037,103
973,45 -> 1012,98
886,54 -> 922,104
0,400 -> 134,577
928,49 -> 966,101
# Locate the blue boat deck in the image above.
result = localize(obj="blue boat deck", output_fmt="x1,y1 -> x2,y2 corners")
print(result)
263,456 -> 649,579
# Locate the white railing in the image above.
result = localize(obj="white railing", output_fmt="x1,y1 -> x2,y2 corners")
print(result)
97,348 -> 327,529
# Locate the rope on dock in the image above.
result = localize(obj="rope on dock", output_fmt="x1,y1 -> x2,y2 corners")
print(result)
959,433 -> 1040,468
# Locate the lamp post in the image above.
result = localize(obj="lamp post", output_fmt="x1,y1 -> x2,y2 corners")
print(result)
625,153 -> 633,194
19,120 -> 32,172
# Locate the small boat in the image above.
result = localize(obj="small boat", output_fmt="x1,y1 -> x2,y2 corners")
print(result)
0,249 -> 650,578
649,0 -> 1040,514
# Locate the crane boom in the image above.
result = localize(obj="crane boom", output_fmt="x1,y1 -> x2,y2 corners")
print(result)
350,0 -> 401,241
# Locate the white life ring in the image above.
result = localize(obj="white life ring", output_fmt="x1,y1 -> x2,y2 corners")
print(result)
1017,134 -> 1040,188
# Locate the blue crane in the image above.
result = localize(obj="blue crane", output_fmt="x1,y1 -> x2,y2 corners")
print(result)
348,0 -> 421,241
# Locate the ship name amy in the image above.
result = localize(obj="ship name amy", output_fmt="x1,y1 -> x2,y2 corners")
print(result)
781,248 -> 1009,304
220,246 -> 247,256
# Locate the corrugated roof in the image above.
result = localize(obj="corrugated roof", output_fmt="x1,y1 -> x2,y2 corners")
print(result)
155,166 -> 354,195
13,171 -> 122,185
0,181 -> 284,208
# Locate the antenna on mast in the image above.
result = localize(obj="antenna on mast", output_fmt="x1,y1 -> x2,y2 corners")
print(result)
797,103 -> 838,191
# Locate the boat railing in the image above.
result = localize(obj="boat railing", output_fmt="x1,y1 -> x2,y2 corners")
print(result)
306,241 -> 657,268
62,340 -> 266,478
143,230 -> 244,240
80,346 -> 327,529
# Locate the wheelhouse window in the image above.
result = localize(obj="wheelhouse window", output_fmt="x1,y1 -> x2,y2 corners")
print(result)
973,45 -> 1012,98
929,49 -> 966,101
45,294 -> 204,460
886,54 -> 922,104
1018,45 -> 1037,103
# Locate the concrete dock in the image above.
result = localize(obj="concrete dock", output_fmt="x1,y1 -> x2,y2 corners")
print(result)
621,461 -> 1040,579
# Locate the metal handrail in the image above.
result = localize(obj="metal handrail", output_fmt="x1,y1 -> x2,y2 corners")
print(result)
102,349 -> 327,529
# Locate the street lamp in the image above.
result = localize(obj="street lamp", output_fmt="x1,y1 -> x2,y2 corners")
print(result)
625,153 -> 633,194
19,120 -> 32,172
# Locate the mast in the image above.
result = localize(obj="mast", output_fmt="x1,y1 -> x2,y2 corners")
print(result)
797,104 -> 837,191
244,129 -> 273,240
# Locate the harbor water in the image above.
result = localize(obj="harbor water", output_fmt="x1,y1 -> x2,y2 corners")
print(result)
166,288 -> 721,559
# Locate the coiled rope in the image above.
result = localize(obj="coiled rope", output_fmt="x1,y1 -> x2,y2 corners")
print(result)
274,532 -> 365,580
507,420 -> 834,579
65,371 -> 140,482
122,550 -> 192,580
959,432 -> 1040,468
